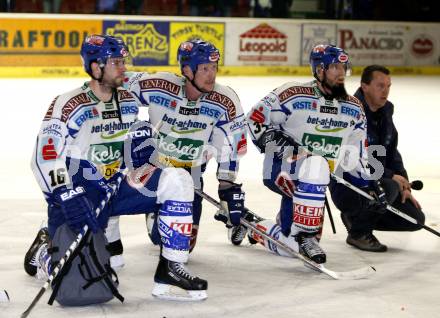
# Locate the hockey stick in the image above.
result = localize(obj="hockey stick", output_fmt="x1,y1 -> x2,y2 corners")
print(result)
195,189 -> 375,280
324,196 -> 336,234
271,135 -> 438,237
331,174 -> 440,238
21,170 -> 127,318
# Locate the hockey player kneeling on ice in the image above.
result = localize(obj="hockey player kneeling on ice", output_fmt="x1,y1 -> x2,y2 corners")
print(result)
246,44 -> 378,264
120,39 -> 248,251
24,34 -> 207,305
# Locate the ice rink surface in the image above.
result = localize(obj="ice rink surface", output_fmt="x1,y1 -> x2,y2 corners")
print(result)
0,75 -> 439,317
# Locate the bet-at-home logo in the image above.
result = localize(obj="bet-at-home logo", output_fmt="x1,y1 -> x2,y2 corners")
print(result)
302,133 -> 342,159
157,133 -> 203,161
106,22 -> 168,59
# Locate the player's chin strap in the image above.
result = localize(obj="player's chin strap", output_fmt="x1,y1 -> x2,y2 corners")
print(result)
183,66 -> 211,94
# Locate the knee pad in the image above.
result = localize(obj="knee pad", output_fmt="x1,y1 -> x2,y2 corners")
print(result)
158,200 -> 193,263
297,156 -> 330,186
157,167 -> 194,203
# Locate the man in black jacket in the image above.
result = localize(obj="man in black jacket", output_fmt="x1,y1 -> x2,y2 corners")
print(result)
329,65 -> 425,252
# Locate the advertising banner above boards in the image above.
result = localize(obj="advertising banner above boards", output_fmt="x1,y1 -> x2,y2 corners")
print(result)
0,17 -> 101,67
300,21 -> 440,68
168,22 -> 225,66
102,20 -> 225,67
0,14 -> 439,77
225,21 -> 301,66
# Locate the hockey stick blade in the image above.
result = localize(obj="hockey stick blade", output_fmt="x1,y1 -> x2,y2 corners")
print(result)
195,189 -> 375,280
240,218 -> 375,280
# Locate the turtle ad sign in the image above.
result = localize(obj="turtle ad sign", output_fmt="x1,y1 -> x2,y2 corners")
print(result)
168,22 -> 224,66
225,21 -> 301,65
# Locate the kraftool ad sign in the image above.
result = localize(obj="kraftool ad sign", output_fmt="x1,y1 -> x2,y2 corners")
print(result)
103,20 -> 169,66
0,18 -> 101,66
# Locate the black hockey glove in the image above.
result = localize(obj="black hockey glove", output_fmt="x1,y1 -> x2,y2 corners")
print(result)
124,121 -> 157,169
216,182 -> 245,227
365,180 -> 388,214
256,128 -> 298,159
53,186 -> 100,234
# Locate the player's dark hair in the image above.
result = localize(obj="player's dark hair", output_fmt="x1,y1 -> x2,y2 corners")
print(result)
361,65 -> 390,84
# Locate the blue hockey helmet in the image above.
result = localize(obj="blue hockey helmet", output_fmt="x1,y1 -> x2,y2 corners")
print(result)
80,34 -> 129,75
309,44 -> 351,79
177,39 -> 220,73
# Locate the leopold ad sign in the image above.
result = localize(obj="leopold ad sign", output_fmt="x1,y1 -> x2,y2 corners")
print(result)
238,23 -> 288,62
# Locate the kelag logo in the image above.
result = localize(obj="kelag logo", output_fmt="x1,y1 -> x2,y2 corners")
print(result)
302,133 -> 342,159
104,21 -> 169,66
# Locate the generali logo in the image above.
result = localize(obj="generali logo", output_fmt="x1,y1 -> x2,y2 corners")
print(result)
238,23 -> 287,62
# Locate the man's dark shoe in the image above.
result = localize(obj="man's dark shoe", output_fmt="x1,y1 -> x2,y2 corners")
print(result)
346,233 -> 387,252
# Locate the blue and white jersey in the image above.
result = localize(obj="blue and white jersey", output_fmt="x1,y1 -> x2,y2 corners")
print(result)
123,71 -> 247,182
247,80 -> 370,187
31,82 -> 138,198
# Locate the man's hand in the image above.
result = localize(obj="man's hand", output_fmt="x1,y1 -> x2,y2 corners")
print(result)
392,174 -> 411,192
216,181 -> 245,227
53,186 -> 100,234
401,189 -> 422,209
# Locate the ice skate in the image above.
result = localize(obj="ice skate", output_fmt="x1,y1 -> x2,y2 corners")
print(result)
228,210 -> 255,246
24,227 -> 49,276
152,256 -> 207,301
106,239 -> 125,271
296,233 -> 326,264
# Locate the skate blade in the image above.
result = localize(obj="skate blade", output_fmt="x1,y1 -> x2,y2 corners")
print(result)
152,283 -> 207,301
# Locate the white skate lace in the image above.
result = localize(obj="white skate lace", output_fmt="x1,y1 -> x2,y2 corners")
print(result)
34,243 -> 50,280
174,263 -> 195,281
301,237 -> 324,257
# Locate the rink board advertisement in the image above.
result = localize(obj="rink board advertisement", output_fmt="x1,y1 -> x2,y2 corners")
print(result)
168,22 -> 225,66
405,25 -> 440,66
103,20 -> 170,66
0,14 -> 440,77
337,23 -> 407,66
224,21 -> 301,66
300,23 -> 338,66
0,18 -> 101,66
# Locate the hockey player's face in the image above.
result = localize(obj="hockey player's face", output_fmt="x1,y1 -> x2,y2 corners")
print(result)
362,71 -> 391,108
324,63 -> 346,86
194,62 -> 217,91
319,63 -> 347,98
103,57 -> 127,87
